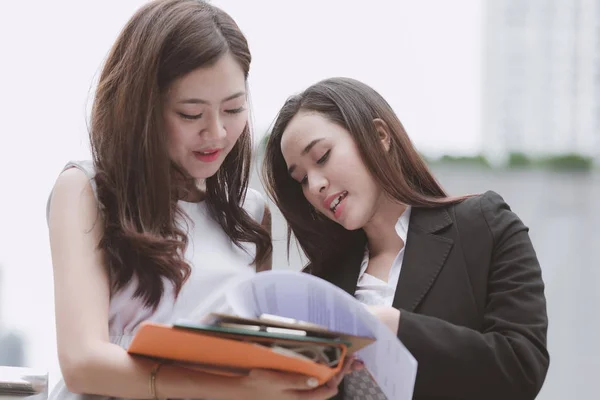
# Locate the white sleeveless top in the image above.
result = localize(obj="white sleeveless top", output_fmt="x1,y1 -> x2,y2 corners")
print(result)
46,160 -> 266,400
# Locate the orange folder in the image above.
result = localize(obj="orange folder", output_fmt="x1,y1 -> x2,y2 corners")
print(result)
127,315 -> 374,385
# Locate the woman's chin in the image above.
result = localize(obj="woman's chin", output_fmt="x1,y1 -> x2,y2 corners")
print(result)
186,164 -> 222,181
338,216 -> 364,231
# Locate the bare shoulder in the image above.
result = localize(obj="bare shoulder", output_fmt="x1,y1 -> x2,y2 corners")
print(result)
53,166 -> 92,193
48,167 -> 101,232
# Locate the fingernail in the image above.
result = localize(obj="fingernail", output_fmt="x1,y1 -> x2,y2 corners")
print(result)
353,360 -> 365,371
307,377 -> 319,387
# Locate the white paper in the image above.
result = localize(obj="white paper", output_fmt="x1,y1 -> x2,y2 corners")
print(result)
185,268 -> 256,322
226,270 -> 417,400
349,301 -> 418,400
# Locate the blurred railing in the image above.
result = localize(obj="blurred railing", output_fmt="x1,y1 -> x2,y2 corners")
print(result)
0,367 -> 47,400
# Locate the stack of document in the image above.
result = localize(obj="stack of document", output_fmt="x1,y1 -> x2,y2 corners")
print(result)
127,270 -> 417,400
128,312 -> 373,384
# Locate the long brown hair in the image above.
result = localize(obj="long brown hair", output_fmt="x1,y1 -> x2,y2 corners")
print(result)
262,77 -> 464,275
91,0 -> 271,309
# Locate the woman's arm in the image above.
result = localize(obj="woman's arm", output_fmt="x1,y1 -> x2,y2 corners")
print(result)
48,168 -> 334,400
370,191 -> 549,400
47,168 -> 236,398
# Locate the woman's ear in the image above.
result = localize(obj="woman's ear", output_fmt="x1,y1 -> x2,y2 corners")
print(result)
373,118 -> 391,152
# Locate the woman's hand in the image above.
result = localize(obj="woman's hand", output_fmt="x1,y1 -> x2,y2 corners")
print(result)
235,356 -> 363,400
237,369 -> 335,400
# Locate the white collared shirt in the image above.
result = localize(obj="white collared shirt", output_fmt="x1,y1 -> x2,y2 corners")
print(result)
354,206 -> 411,307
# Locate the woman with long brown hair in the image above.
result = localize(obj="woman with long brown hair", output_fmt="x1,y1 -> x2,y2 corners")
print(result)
46,1 -> 351,399
262,77 -> 550,399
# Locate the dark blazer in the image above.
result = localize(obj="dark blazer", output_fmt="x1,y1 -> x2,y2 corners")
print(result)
316,191 -> 549,400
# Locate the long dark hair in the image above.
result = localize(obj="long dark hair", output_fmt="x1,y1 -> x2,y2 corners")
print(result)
262,77 -> 465,275
91,0 -> 271,309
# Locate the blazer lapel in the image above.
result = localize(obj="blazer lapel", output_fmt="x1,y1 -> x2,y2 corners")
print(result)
317,206 -> 454,312
392,207 -> 454,312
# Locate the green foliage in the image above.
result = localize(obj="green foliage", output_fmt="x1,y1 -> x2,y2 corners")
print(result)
428,152 -> 595,172
507,152 -> 532,168
538,153 -> 593,171
437,154 -> 491,168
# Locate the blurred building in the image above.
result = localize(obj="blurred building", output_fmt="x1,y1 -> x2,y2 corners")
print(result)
0,332 -> 25,366
0,266 -> 26,367
482,0 -> 600,164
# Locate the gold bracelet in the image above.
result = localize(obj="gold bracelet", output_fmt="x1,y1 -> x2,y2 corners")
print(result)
149,362 -> 163,400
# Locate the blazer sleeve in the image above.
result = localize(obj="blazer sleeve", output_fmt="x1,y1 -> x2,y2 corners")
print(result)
397,191 -> 549,400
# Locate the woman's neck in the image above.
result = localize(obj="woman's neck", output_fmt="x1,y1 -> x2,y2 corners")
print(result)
362,196 -> 407,257
176,176 -> 206,203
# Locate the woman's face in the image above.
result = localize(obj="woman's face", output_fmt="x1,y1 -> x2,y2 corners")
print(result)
163,52 -> 248,180
280,111 -> 386,231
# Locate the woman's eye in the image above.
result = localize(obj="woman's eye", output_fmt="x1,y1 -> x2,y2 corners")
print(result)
225,107 -> 246,114
317,150 -> 330,164
178,112 -> 202,120
297,150 -> 330,185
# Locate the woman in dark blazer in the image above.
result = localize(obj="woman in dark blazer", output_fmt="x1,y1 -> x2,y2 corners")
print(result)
261,77 -> 549,399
